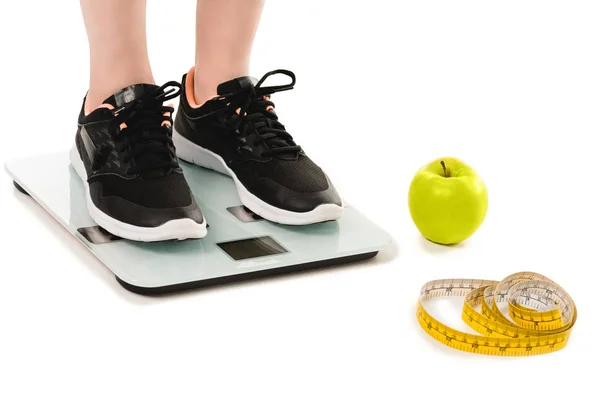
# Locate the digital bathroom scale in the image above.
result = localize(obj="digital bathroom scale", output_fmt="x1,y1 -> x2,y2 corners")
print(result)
5,151 -> 392,295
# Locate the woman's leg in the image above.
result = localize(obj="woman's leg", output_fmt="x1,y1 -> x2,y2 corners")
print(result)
80,0 -> 154,114
194,0 -> 265,104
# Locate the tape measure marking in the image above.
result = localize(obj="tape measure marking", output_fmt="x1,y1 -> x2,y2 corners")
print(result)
416,272 -> 576,356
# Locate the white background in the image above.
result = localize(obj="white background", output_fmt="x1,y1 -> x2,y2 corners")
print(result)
1,1 -> 599,399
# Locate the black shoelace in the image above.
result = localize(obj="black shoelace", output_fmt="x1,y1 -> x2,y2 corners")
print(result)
110,82 -> 182,176
222,70 -> 302,157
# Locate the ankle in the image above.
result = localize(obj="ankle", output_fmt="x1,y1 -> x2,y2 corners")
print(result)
85,71 -> 155,115
192,84 -> 218,107
192,64 -> 250,106
84,90 -> 110,115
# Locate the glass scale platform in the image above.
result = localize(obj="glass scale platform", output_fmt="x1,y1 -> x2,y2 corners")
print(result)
5,151 -> 392,294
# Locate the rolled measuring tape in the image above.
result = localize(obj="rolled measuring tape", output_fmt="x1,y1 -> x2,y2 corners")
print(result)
417,272 -> 577,356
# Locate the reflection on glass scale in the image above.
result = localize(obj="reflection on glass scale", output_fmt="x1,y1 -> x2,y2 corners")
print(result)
5,152 -> 392,294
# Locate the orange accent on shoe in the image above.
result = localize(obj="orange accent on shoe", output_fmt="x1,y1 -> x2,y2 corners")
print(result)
263,95 -> 274,111
162,105 -> 172,127
185,67 -> 201,108
85,102 -> 115,116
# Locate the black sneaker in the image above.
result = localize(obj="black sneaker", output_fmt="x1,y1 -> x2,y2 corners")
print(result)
70,82 -> 207,241
173,68 -> 343,225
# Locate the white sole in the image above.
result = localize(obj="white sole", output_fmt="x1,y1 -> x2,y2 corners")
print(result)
173,129 -> 344,225
69,146 -> 207,242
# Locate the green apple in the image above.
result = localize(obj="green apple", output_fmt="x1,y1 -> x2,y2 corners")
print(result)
408,157 -> 488,245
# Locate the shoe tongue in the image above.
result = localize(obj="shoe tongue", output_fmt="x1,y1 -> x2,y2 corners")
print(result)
218,77 -> 297,160
217,76 -> 258,96
103,83 -> 161,107
104,84 -> 170,179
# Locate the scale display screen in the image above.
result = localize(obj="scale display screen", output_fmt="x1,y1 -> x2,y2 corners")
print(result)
217,236 -> 288,260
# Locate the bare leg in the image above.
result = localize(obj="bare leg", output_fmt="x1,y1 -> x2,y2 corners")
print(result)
194,0 -> 265,104
80,0 -> 154,114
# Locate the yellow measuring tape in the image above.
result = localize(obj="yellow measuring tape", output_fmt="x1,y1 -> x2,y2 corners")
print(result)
417,272 -> 577,356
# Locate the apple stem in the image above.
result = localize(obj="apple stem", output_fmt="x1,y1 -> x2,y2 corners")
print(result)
441,160 -> 448,177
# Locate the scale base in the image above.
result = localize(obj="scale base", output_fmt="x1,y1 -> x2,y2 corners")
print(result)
13,180 -> 29,196
114,251 -> 378,295
6,152 -> 392,295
